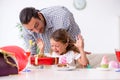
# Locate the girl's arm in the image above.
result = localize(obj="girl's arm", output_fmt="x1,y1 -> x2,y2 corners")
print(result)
75,35 -> 89,67
36,38 -> 44,54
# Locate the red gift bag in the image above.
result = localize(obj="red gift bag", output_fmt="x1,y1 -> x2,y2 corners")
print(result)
0,46 -> 28,72
0,50 -> 18,76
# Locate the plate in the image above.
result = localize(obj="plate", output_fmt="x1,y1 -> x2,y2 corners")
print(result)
96,67 -> 110,71
55,66 -> 76,71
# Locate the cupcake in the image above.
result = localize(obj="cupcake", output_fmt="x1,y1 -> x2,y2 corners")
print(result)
109,60 -> 120,69
100,56 -> 109,68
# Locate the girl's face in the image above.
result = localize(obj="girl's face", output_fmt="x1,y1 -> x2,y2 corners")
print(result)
50,38 -> 68,55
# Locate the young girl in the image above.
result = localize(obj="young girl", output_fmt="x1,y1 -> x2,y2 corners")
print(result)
37,29 -> 89,67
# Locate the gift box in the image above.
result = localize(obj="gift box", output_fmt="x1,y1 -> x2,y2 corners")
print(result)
30,56 -> 59,65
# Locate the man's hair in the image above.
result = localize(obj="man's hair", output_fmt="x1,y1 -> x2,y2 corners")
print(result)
19,7 -> 40,24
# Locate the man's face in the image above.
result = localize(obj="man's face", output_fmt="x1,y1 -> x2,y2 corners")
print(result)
23,17 -> 45,33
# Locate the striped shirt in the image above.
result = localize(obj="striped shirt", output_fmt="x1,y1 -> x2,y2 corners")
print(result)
22,6 -> 81,55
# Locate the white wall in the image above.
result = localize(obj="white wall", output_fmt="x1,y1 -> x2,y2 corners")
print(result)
0,0 -> 120,53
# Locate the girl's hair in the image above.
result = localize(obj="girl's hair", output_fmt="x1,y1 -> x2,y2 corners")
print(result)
50,28 -> 80,53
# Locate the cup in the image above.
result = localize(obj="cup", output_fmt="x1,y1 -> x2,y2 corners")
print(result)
115,49 -> 120,62
25,51 -> 31,68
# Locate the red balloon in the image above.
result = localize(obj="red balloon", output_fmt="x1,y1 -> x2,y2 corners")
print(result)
0,46 -> 28,72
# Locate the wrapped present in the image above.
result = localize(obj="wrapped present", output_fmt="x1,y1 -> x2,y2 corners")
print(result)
30,56 -> 59,65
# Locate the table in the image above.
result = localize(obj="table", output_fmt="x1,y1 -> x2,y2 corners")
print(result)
0,66 -> 120,80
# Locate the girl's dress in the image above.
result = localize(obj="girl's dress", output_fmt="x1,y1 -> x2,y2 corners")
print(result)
51,51 -> 81,66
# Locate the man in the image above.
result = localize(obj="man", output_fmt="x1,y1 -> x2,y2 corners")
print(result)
19,6 -> 84,55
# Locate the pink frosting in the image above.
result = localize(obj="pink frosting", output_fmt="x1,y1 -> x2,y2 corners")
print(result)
101,56 -> 109,65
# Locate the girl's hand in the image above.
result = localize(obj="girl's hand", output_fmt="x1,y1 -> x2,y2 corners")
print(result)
37,38 -> 44,53
75,34 -> 84,51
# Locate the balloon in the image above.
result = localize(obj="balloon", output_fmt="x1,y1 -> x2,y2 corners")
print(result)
0,46 -> 28,72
